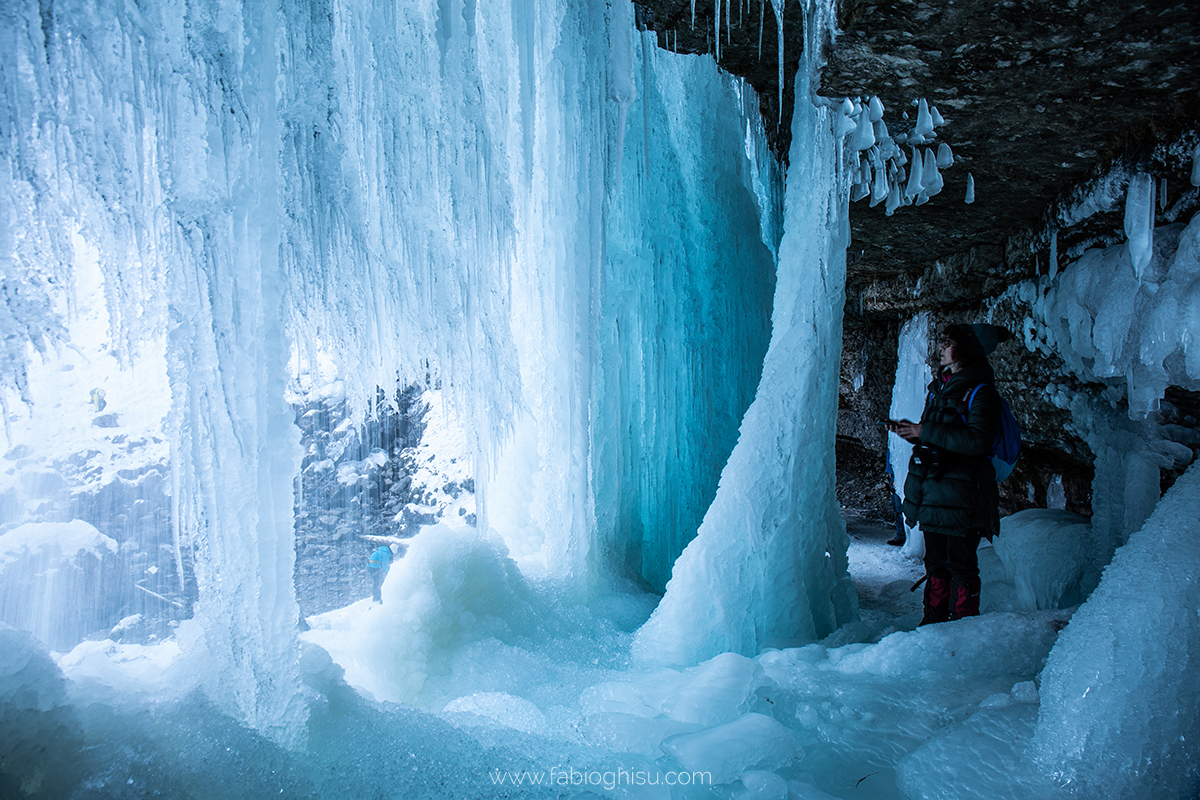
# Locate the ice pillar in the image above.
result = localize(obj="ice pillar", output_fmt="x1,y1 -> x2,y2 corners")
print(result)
2,0 -> 305,741
633,11 -> 857,665
889,312 -> 931,559
166,2 -> 306,742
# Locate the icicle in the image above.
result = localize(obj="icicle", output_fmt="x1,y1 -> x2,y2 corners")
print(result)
771,0 -> 784,126
850,112 -> 876,151
923,148 -> 943,196
1049,228 -> 1059,280
1124,172 -> 1155,280
869,95 -> 884,122
915,98 -> 934,137
930,105 -> 944,127
692,0 -> 697,29
1191,142 -> 1200,186
965,173 -> 975,204
895,145 -> 907,167
905,146 -> 924,198
936,143 -> 953,169
885,180 -> 902,215
836,101 -> 856,137
714,0 -> 721,61
851,181 -> 870,201
758,0 -> 764,60
870,162 -> 889,206
1159,177 -> 1167,210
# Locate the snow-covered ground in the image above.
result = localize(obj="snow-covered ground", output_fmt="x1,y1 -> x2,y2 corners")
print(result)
288,509 -> 1077,799
2,471 -> 1192,798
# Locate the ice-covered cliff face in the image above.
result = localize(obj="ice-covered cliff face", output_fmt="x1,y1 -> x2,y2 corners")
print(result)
1,0 -> 795,738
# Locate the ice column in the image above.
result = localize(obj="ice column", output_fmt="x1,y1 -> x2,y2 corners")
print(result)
1033,460 -> 1200,798
168,3 -> 306,743
633,6 -> 857,665
2,0 -> 306,740
888,312 -> 931,559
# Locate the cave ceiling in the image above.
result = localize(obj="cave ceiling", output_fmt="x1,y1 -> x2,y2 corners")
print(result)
635,0 -> 1200,296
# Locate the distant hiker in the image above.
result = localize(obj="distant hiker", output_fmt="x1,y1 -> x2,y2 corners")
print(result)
368,544 -> 394,604
90,388 -> 107,412
886,323 -> 1012,625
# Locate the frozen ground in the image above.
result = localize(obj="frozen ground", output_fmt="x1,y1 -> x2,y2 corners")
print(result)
843,513 -> 925,628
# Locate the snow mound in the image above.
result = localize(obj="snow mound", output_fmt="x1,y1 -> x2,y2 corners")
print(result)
0,519 -> 116,567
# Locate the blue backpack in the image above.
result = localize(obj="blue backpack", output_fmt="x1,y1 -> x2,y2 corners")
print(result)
964,384 -> 1020,481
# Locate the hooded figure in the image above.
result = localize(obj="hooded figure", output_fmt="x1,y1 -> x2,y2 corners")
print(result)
888,322 -> 1012,625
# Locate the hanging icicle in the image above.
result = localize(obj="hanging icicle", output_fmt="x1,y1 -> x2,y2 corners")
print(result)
770,0 -> 784,127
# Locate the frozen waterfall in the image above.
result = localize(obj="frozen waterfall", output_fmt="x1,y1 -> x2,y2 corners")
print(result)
5,0 -> 1197,796
2,0 -> 791,740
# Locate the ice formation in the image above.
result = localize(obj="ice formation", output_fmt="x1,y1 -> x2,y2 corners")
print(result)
3,0 -> 1199,795
633,3 -> 857,667
845,94 -> 959,215
1033,460 -> 1200,798
1030,215 -> 1200,418
888,312 -> 931,560
991,509 -> 1095,610
3,0 -> 781,739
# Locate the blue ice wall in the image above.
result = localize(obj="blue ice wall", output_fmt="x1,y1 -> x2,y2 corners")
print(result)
595,34 -> 779,592
2,0 -> 786,738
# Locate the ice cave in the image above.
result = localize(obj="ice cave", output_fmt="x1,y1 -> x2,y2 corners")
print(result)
1,0 -> 1198,797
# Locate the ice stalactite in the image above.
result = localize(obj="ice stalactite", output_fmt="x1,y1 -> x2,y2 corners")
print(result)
1124,172 -> 1156,281
633,0 -> 856,666
1031,215 -> 1200,419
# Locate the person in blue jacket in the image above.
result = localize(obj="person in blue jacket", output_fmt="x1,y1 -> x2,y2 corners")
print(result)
368,544 -> 394,604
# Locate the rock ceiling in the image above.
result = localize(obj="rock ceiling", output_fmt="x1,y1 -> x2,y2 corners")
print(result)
636,0 -> 1200,295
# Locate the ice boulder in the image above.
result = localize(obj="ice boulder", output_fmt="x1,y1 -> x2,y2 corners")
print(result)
1032,461 -> 1200,798
661,712 -> 804,785
442,691 -> 548,734
659,652 -> 767,726
992,509 -> 1094,609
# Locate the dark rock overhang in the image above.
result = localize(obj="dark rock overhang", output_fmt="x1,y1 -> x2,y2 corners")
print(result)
635,0 -> 1200,291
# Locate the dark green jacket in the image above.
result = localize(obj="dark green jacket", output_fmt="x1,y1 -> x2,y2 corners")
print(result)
902,359 -> 1002,538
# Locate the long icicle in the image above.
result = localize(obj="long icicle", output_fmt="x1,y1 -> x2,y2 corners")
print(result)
715,0 -> 722,62
772,0 -> 784,126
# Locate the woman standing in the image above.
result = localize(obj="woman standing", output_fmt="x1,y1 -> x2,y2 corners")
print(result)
887,323 -> 1012,625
